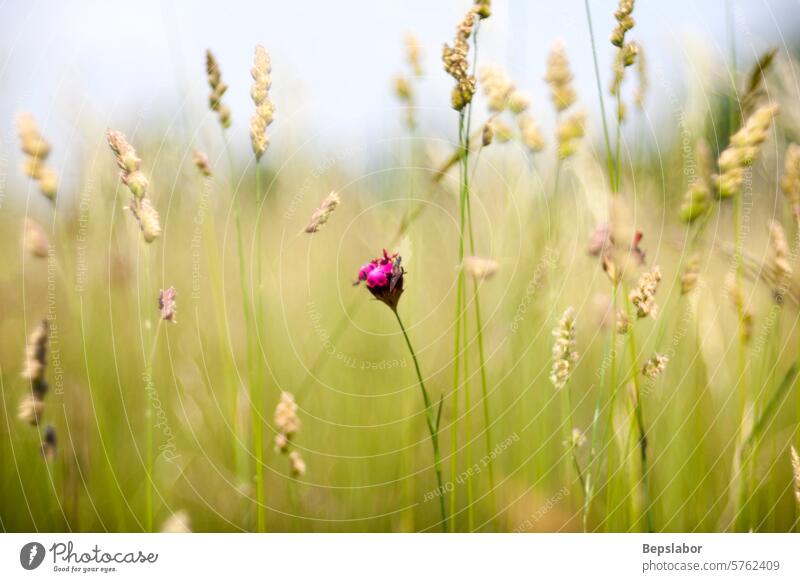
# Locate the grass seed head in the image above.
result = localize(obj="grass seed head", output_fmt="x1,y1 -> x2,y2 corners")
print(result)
791,446 -> 800,505
714,104 -> 779,198
193,150 -> 213,177
17,113 -> 57,201
18,394 -> 45,426
642,353 -> 668,379
544,40 -> 577,112
629,266 -> 662,319
304,191 -> 341,233
518,113 -> 545,153
550,307 -> 577,390
289,450 -> 306,476
161,510 -> 192,533
442,7 -> 478,111
206,49 -> 231,129
781,143 -> 800,220
463,256 -> 498,280
23,218 -> 50,259
159,287 -> 177,323
41,425 -> 57,461
250,45 -> 275,159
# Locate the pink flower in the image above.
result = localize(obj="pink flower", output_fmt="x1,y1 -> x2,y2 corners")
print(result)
355,249 -> 405,310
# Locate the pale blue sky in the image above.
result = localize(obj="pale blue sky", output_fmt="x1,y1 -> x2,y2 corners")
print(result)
0,0 -> 797,184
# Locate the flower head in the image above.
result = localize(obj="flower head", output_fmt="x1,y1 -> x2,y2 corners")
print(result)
629,266 -> 662,319
356,249 -> 405,311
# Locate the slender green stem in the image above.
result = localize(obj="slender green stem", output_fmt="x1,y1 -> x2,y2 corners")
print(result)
393,309 -> 447,531
625,301 -> 654,533
603,284 -> 620,530
584,0 -> 616,192
450,110 -> 468,532
253,162 -> 266,533
142,243 -> 154,532
222,131 -> 260,530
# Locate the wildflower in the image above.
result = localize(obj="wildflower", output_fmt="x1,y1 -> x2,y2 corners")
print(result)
629,266 -> 662,319
518,113 -> 545,153
442,7 -> 478,111
544,41 -> 576,112
17,113 -> 58,202
781,143 -> 800,221
642,353 -> 668,379
463,256 -> 498,280
41,425 -> 57,462
161,510 -> 192,533
159,287 -> 177,323
713,104 -> 779,198
193,150 -> 212,177
555,111 -> 586,160
23,218 -> 50,259
289,450 -> 306,476
250,45 -> 275,160
791,446 -> 800,505
355,249 -> 405,311
588,222 -> 645,282
206,49 -> 231,129
304,191 -> 341,234
550,307 -> 577,390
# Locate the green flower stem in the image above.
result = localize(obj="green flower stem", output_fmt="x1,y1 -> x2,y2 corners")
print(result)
393,309 -> 447,532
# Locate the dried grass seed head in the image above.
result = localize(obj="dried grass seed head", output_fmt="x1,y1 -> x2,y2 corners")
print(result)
781,143 -> 800,220
544,40 -> 576,112
23,218 -> 50,259
550,307 -> 577,390
442,7 -> 478,111
518,113 -> 545,153
642,353 -> 668,379
193,150 -> 213,177
463,256 -> 498,280
206,49 -> 231,129
305,191 -> 341,233
250,45 -> 275,159
629,266 -> 662,319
